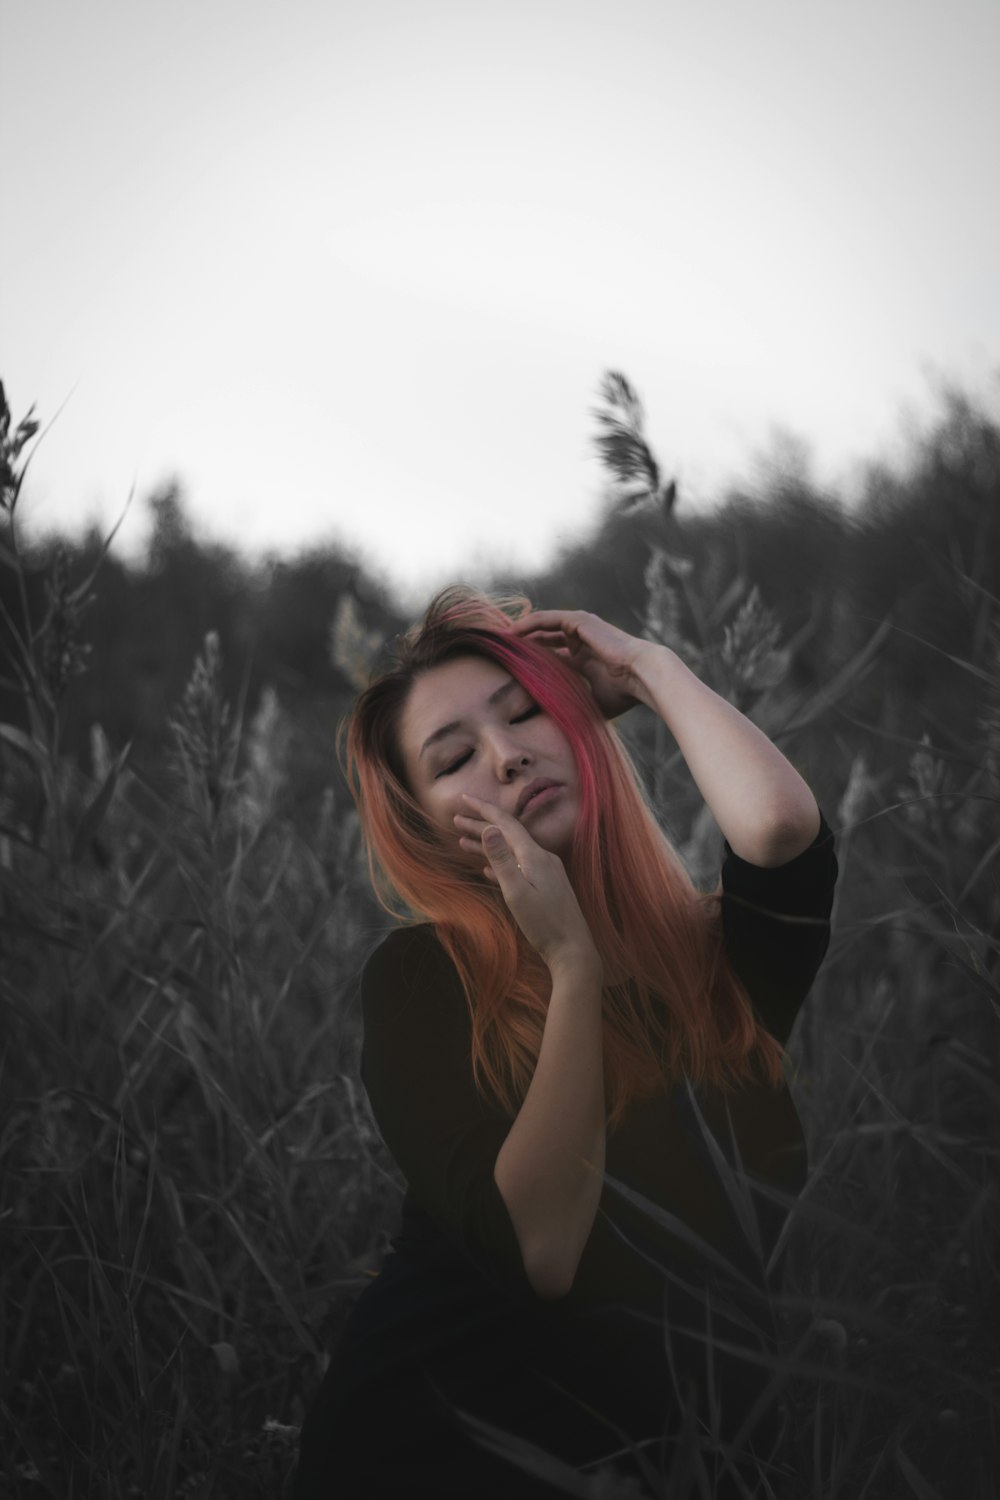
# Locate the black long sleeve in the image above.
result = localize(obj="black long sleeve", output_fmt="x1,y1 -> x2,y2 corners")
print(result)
720,808 -> 838,1047
360,923 -> 536,1296
359,808 -> 839,1306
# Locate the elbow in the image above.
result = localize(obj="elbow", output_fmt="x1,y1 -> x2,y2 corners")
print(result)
733,805 -> 822,869
532,1271 -> 569,1301
767,805 -> 823,866
526,1249 -> 576,1302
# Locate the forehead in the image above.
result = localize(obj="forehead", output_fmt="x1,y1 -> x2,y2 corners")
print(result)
398,655 -> 514,751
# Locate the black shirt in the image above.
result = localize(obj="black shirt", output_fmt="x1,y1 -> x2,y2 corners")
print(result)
292,810 -> 839,1497
360,809 -> 838,1310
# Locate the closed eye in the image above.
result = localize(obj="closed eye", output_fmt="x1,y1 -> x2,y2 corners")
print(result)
436,704 -> 542,777
437,751 -> 472,778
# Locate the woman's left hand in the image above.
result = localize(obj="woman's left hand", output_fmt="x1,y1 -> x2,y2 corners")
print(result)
510,609 -> 655,719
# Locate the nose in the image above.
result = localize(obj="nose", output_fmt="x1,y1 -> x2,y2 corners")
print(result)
488,729 -> 532,781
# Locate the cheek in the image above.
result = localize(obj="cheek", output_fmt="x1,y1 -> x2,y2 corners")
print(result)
423,785 -> 450,824
545,724 -> 578,772
428,783 -> 467,837
438,795 -> 462,835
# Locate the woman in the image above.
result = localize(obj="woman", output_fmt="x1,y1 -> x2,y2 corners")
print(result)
291,586 -> 839,1498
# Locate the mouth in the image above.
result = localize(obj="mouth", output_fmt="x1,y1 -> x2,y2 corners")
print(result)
516,778 -> 561,817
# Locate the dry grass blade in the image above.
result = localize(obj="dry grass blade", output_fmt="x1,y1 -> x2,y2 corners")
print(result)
421,1372 -> 610,1498
202,1196 -> 316,1350
681,1079 -> 765,1266
777,614 -> 895,736
70,738 -> 131,862
602,1173 -> 769,1307
895,1434 -> 948,1499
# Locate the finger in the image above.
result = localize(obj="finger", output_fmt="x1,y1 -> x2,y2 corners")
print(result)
526,640 -> 578,664
459,792 -> 512,823
460,824 -> 531,860
459,797 -> 547,868
481,834 -> 530,887
460,801 -> 540,875
481,824 -> 520,877
462,833 -> 525,869
454,812 -> 489,833
519,629 -> 569,647
459,794 -> 531,840
457,796 -> 498,829
511,610 -> 585,633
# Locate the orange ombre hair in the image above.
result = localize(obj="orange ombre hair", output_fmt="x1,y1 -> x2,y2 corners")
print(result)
341,586 -> 787,1133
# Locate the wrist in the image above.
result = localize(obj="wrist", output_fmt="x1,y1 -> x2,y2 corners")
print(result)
546,941 -> 603,987
629,640 -> 681,710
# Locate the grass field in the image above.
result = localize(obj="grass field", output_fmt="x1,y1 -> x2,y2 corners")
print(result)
2,385 -> 998,1497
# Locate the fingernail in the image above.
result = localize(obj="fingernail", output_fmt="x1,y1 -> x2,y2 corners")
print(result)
482,827 -> 504,853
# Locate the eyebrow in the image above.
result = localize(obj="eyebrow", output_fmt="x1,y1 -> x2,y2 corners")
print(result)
418,677 -> 520,759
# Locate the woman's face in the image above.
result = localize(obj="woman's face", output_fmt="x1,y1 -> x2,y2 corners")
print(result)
397,654 -> 582,866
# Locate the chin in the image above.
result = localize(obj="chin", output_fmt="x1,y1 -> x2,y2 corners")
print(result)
537,822 -> 577,861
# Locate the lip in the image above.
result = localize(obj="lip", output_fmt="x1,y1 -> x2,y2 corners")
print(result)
516,778 -> 561,817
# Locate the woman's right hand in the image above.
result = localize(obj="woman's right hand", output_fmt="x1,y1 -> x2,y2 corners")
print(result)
455,793 -> 602,977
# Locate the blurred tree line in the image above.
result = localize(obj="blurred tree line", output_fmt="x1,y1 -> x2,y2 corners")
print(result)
1,376 -> 997,844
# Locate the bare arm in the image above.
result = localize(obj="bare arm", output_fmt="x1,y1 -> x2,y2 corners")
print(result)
493,945 -> 606,1300
630,641 -> 820,866
453,794 -> 607,1300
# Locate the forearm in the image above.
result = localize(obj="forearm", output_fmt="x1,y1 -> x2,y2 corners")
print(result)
494,950 -> 606,1300
632,643 -> 820,866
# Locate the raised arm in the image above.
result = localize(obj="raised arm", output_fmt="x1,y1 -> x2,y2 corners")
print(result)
510,609 -> 820,869
628,642 -> 820,867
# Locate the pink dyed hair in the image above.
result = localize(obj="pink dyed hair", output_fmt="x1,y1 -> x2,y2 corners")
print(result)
341,586 -> 785,1132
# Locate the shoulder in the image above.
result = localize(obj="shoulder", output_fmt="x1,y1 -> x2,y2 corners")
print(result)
361,924 -> 458,1016
359,925 -> 471,1087
364,921 -> 437,964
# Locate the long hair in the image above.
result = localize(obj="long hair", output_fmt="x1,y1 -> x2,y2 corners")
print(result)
341,586 -> 786,1134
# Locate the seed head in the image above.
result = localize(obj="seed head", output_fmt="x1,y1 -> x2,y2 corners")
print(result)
169,631 -> 238,817
897,732 -> 948,827
837,750 -> 871,831
240,685 -> 290,832
643,548 -> 702,669
720,584 -> 790,696
0,381 -> 41,512
329,593 -> 383,691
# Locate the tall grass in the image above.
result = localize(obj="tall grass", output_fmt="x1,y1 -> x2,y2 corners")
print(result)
2,378 -> 998,1497
1,385 -> 391,1496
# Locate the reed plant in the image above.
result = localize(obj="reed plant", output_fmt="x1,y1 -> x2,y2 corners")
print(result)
1,384 -> 393,1496
1,377 -> 998,1497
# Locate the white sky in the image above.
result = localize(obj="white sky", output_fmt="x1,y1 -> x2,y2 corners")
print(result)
5,0 -> 999,608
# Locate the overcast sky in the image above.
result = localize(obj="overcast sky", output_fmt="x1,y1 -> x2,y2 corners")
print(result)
5,0 -> 999,608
